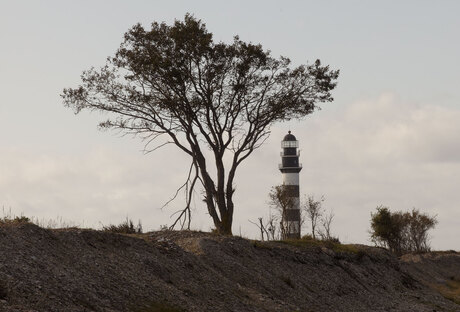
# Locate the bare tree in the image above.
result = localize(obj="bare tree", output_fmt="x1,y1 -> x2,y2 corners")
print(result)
304,195 -> 324,240
406,208 -> 437,252
62,15 -> 339,235
249,211 -> 279,241
266,212 -> 278,241
318,209 -> 335,240
249,217 -> 270,241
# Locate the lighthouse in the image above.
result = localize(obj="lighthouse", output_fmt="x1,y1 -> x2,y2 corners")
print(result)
279,131 -> 302,239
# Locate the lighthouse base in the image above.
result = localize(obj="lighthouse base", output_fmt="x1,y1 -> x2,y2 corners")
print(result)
282,218 -> 300,240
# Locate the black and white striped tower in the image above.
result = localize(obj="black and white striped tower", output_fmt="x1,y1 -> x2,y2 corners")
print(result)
279,131 -> 302,239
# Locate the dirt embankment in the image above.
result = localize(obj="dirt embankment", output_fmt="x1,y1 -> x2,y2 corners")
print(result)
0,223 -> 459,312
401,252 -> 460,306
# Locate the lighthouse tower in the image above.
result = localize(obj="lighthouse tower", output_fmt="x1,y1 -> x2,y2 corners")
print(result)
279,131 -> 302,239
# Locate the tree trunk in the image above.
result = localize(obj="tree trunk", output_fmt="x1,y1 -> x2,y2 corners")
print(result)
215,217 -> 232,235
193,148 -> 233,235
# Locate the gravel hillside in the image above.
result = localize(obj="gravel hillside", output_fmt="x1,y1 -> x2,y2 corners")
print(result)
0,223 -> 458,312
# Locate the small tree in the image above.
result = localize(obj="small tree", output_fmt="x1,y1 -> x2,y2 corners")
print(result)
62,15 -> 339,235
266,213 -> 278,241
304,195 -> 324,240
370,206 -> 405,254
268,185 -> 296,239
249,217 -> 270,241
405,208 -> 437,252
370,206 -> 437,255
249,213 -> 279,241
318,209 -> 335,241
268,185 -> 295,237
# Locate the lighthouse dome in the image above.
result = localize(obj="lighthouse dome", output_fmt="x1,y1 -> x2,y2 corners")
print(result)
283,131 -> 297,141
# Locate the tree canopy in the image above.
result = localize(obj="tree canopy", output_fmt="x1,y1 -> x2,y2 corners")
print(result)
370,206 -> 437,255
62,14 -> 339,234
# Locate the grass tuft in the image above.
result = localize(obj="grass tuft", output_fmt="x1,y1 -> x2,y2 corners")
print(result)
0,212 -> 31,226
102,218 -> 143,234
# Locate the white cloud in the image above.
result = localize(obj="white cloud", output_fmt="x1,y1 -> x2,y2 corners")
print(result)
232,94 -> 460,249
1,94 -> 459,250
0,146 -> 193,230
278,94 -> 460,249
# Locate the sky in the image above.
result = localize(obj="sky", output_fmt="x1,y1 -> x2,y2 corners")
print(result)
1,1 -> 459,249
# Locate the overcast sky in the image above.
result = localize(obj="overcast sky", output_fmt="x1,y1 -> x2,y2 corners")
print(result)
1,1 -> 459,250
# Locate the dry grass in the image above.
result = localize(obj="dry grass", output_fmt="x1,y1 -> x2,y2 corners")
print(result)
101,218 -> 143,234
431,277 -> 460,305
1,207 -> 82,229
0,207 -> 31,226
254,236 -> 363,256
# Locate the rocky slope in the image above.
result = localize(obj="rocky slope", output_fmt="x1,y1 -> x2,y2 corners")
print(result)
0,223 -> 459,312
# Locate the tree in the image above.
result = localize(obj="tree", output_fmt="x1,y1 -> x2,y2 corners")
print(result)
318,209 -> 335,241
370,206 -> 437,255
62,15 -> 339,235
249,217 -> 270,241
304,195 -> 324,239
268,185 -> 297,238
370,206 -> 404,254
405,208 -> 437,252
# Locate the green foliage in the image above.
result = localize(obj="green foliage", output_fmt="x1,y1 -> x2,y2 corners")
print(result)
102,218 -> 143,234
370,206 -> 401,252
370,206 -> 437,255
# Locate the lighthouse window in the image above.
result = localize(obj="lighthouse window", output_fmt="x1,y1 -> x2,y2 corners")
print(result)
281,141 -> 298,148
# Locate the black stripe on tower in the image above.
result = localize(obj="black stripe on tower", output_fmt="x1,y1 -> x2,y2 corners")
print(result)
280,168 -> 302,173
282,156 -> 299,168
283,185 -> 299,197
284,209 -> 300,221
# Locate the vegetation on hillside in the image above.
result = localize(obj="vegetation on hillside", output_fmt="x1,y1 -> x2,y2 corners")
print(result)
370,206 -> 437,255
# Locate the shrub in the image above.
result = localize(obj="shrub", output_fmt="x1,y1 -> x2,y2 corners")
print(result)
301,234 -> 314,241
323,236 -> 340,244
0,215 -> 30,225
370,206 -> 437,255
102,218 -> 143,234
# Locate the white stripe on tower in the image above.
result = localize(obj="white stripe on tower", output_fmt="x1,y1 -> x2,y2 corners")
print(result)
282,172 -> 299,186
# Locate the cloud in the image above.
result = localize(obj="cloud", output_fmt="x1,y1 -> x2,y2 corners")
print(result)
237,94 -> 460,249
0,146 -> 194,229
1,93 -> 459,250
